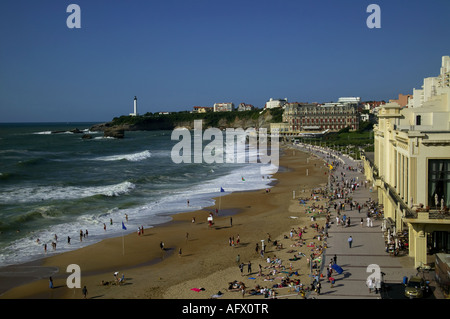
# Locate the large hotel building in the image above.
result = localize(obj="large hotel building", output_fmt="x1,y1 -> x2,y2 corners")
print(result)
271,98 -> 361,135
363,56 -> 450,276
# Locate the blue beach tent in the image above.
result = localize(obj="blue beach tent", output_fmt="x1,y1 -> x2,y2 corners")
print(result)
331,264 -> 343,274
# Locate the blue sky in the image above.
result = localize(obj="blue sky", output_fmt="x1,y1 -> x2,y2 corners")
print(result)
1,0 -> 450,122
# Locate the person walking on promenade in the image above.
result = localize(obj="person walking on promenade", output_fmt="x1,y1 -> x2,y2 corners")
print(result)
82,286 -> 88,299
348,236 -> 353,248
329,277 -> 335,288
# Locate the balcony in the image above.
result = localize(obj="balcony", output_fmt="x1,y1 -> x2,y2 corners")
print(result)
361,151 -> 450,221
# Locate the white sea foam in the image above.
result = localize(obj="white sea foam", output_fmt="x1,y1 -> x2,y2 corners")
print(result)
0,181 -> 136,204
93,150 -> 152,162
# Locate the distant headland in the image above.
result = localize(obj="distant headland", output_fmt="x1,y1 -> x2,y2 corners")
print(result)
89,108 -> 283,138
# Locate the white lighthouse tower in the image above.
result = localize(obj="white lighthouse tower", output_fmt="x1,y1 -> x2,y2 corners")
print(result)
130,96 -> 138,116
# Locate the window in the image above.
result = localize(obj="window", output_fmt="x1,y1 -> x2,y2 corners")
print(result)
428,159 -> 450,208
416,115 -> 421,126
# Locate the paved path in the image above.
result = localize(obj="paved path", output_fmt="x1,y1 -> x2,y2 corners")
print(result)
292,143 -> 418,299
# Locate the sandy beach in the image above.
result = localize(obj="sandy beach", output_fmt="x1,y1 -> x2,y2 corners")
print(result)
0,144 -> 330,299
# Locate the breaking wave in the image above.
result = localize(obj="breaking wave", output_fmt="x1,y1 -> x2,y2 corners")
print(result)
93,150 -> 152,162
0,181 -> 136,204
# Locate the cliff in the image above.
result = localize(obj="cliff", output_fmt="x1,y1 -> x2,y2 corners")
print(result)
90,108 -> 283,134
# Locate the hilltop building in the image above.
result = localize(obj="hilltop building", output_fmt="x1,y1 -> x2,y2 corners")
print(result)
363,55 -> 450,268
192,106 -> 213,113
213,102 -> 234,112
265,98 -> 288,109
237,103 -> 255,111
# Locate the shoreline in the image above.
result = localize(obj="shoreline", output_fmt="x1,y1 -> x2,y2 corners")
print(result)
0,144 -> 329,299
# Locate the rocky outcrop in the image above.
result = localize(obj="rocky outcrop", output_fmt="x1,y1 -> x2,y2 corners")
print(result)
51,128 -> 84,134
103,127 -> 125,139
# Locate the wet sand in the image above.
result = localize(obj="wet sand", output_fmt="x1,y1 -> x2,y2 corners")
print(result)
0,144 -> 329,299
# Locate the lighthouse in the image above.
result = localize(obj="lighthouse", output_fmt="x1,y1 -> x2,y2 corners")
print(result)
130,96 -> 138,116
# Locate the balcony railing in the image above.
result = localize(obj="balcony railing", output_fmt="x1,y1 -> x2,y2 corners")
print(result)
361,151 -> 450,220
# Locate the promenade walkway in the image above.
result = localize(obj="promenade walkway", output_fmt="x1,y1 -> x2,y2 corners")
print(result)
291,143 -> 423,299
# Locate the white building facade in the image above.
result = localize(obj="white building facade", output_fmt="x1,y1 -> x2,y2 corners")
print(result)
408,56 -> 450,108
265,98 -> 288,109
213,102 -> 234,112
369,56 -> 450,267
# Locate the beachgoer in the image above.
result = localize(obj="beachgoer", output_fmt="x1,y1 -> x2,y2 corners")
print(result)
375,278 -> 381,294
247,261 -> 252,274
68,236 -> 71,244
367,277 -> 374,293
230,217 -> 233,227
316,281 -> 321,295
178,248 -> 182,257
236,254 -> 240,264
348,236 -> 353,248
49,277 -> 53,289
82,286 -> 88,299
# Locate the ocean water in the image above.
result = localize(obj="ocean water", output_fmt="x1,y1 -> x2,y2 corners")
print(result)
0,123 -> 277,267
